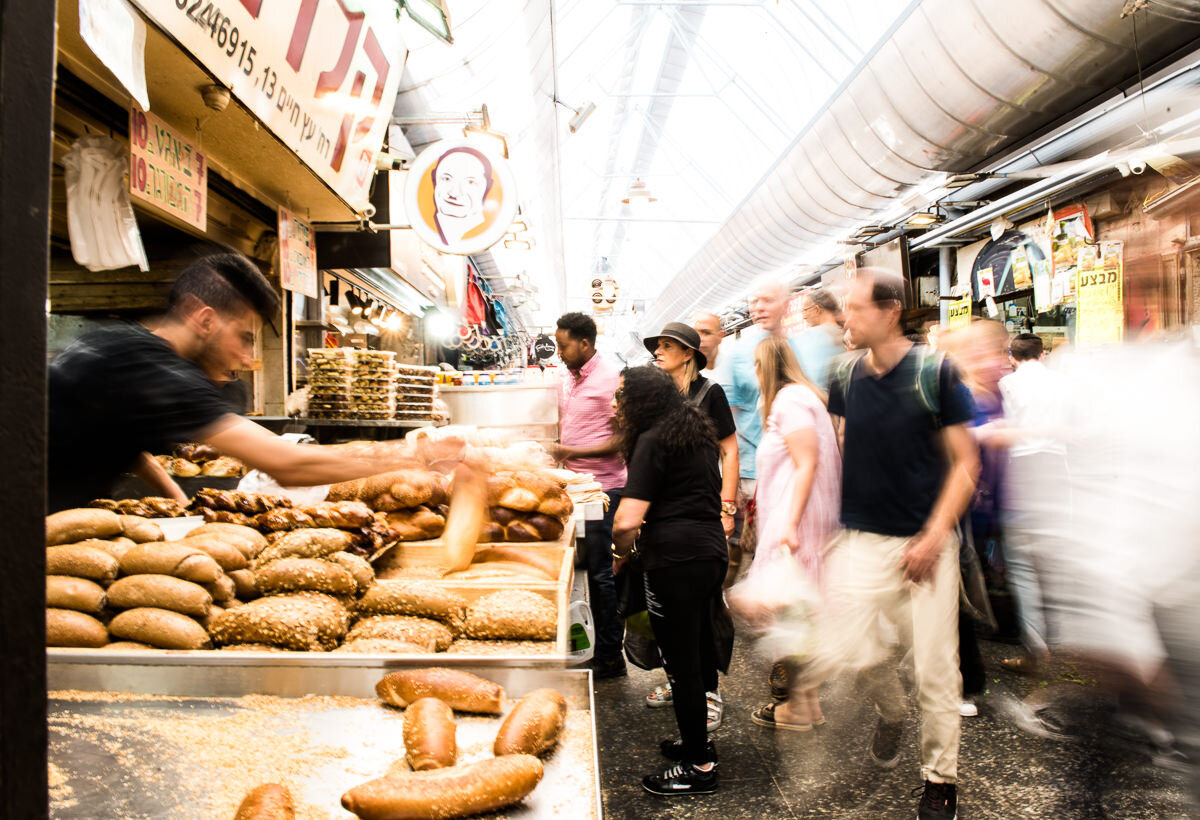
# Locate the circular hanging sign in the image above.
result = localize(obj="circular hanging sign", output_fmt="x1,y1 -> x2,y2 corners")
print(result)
404,139 -> 519,256
533,334 -> 557,360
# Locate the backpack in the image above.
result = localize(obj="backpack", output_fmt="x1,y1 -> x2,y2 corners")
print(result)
687,378 -> 716,409
830,345 -> 945,426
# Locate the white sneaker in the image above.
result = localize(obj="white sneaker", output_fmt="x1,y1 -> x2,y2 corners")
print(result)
645,683 -> 673,708
959,699 -> 979,717
706,690 -> 724,733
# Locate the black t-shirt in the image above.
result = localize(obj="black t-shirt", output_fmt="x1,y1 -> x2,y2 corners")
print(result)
48,323 -> 232,511
622,424 -> 728,571
687,376 -> 737,441
827,346 -> 975,537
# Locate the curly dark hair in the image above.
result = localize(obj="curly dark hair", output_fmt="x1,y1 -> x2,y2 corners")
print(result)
555,312 -> 597,345
615,365 -> 716,462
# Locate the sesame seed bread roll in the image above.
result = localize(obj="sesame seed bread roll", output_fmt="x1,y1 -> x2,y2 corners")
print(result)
341,754 -> 543,820
253,528 -> 355,568
255,558 -> 356,596
375,668 -> 503,714
354,581 -> 466,627
403,697 -> 457,771
333,639 -> 432,654
462,590 -> 556,641
346,616 -> 450,652
493,688 -> 568,757
209,592 -> 349,651
325,551 -> 374,595
46,608 -> 109,647
45,576 -> 107,615
106,574 -> 212,617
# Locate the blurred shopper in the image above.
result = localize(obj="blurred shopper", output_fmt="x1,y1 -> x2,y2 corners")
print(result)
794,287 -> 845,389
805,269 -> 979,820
548,312 -> 628,680
611,365 -> 727,796
996,332 -> 1062,675
692,312 -> 728,381
49,252 -> 423,512
642,322 -> 738,726
745,336 -> 841,732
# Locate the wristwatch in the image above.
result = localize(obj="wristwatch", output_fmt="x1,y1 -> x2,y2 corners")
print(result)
720,501 -> 737,517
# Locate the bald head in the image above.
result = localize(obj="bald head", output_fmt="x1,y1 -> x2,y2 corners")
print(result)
748,275 -> 789,334
690,312 -> 724,368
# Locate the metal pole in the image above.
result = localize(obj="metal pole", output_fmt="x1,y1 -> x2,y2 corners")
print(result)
939,246 -> 954,326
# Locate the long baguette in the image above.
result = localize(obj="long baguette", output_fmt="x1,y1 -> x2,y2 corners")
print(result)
234,783 -> 295,820
340,754 -> 543,820
493,688 -> 568,756
403,697 -> 456,771
375,668 -> 503,714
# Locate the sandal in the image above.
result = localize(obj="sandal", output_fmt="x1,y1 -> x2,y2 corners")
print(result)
645,683 -> 673,708
750,702 -> 812,733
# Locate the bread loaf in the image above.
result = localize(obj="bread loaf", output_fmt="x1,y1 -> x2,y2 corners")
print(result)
377,506 -> 446,542
493,688 -> 568,756
333,638 -> 432,654
106,575 -> 212,617
340,755 -> 543,820
229,569 -> 259,600
443,467 -> 486,572
234,783 -> 295,820
108,607 -> 211,649
253,528 -> 355,567
119,543 -> 223,584
375,668 -> 503,714
46,576 -> 107,614
325,551 -> 374,595
403,697 -> 457,771
46,508 -> 123,546
187,523 -> 267,557
354,581 -> 466,627
204,574 -> 237,603
200,456 -> 244,478
463,590 -> 556,641
118,516 -> 163,543
209,592 -> 349,651
46,608 -> 109,647
346,616 -> 451,651
46,545 -> 119,582
74,538 -> 135,561
103,640 -> 155,651
255,558 -> 356,596
178,535 -> 248,572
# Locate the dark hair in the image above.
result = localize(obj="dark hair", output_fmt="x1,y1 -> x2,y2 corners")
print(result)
615,365 -> 716,462
167,252 -> 280,320
556,312 -> 597,346
1009,332 -> 1043,362
857,268 -> 906,309
432,146 -> 495,200
807,287 -> 839,314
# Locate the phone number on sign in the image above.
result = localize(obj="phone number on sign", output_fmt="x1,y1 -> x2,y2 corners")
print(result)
176,1 -> 257,76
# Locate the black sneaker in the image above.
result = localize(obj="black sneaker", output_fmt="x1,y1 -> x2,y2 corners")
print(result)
642,761 -> 719,796
589,655 -> 627,680
914,780 -> 957,820
869,718 -> 903,769
660,738 -> 718,765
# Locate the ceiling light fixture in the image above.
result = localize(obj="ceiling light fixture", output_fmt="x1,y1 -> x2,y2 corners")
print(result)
906,208 -> 943,227
621,178 -> 656,207
944,172 -> 1001,189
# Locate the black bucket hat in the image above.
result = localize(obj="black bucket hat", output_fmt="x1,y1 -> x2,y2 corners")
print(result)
644,322 -> 707,371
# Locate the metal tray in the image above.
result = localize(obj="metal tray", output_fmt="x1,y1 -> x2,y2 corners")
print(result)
48,662 -> 601,819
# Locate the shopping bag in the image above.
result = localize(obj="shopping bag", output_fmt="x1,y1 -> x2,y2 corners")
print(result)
727,548 -> 818,664
623,611 -> 663,670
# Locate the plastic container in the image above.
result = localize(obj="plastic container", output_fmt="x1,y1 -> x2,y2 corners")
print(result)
567,599 -> 595,664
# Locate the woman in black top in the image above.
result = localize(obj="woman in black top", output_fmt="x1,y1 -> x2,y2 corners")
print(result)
612,366 -> 728,796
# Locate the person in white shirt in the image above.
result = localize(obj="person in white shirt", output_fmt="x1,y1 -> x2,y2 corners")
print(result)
997,332 -> 1065,674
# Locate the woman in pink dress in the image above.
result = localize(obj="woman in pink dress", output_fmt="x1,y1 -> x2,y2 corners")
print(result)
747,336 -> 842,731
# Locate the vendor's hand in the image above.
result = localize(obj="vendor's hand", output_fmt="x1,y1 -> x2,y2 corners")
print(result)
902,527 -> 948,583
544,443 -> 568,463
612,555 -> 629,575
721,511 -> 734,537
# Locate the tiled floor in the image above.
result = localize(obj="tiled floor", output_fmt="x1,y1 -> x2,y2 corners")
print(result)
589,639 -> 1196,819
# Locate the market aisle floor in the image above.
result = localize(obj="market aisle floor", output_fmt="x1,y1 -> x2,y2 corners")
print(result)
589,638 -> 1195,819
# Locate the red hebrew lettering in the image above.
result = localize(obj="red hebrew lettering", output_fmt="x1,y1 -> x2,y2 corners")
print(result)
354,27 -> 390,139
285,0 -> 319,72
315,0 -> 365,98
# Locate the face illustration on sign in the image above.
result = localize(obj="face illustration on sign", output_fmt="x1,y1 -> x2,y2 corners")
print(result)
405,139 -> 518,256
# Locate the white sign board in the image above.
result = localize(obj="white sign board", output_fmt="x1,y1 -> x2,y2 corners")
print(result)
279,207 -> 318,298
129,0 -> 405,208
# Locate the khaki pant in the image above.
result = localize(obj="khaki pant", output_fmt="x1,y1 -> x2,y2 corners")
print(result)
818,529 -> 962,784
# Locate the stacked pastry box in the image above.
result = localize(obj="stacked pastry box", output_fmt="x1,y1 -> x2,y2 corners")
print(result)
395,363 -> 439,424
45,465 -> 576,664
306,348 -> 354,419
350,349 -> 397,420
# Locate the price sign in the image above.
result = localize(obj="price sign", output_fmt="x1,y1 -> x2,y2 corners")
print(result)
947,295 -> 972,329
1076,240 -> 1124,345
128,0 -> 405,208
129,102 -> 207,229
279,207 -> 317,298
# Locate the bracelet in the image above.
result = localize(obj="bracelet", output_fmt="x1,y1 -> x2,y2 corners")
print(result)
611,547 -> 630,560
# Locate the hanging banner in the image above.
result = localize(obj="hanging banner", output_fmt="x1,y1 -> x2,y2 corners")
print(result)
1050,203 -> 1093,307
278,207 -> 317,298
127,0 -> 405,208
129,102 -> 207,230
404,139 -> 519,255
1075,240 -> 1124,345
947,294 -> 972,329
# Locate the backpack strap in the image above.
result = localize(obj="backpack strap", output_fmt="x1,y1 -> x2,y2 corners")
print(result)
688,378 -> 716,408
912,345 -> 945,424
829,350 -> 867,408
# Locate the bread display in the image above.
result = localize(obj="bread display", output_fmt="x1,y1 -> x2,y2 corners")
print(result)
46,576 -> 107,614
117,516 -> 164,543
254,528 -> 356,567
463,590 -> 557,641
493,688 -> 568,757
441,466 -> 486,572
46,608 -> 109,647
374,506 -> 446,542
46,544 -> 120,582
177,535 -> 249,572
326,551 -> 374,595
340,754 -> 544,820
200,456 -> 244,477
328,469 -> 447,511
233,783 -> 295,820
345,616 -> 453,652
354,581 -> 467,626
198,509 -> 261,528
89,497 -> 190,518
403,697 -> 457,771
108,607 -> 213,650
208,592 -> 350,651
46,508 -> 123,546
119,543 -> 223,584
186,523 -> 267,556
106,575 -> 213,617
204,574 -> 237,603
254,558 -> 357,596
192,488 -> 293,515
257,501 -> 375,532
485,471 -> 574,520
375,668 -> 504,714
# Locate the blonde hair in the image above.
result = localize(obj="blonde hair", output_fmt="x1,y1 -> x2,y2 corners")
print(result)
679,356 -> 699,395
755,336 -> 825,422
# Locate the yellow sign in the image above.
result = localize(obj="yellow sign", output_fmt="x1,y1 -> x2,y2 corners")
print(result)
128,103 -> 206,230
1075,240 -> 1124,345
948,295 -> 972,329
